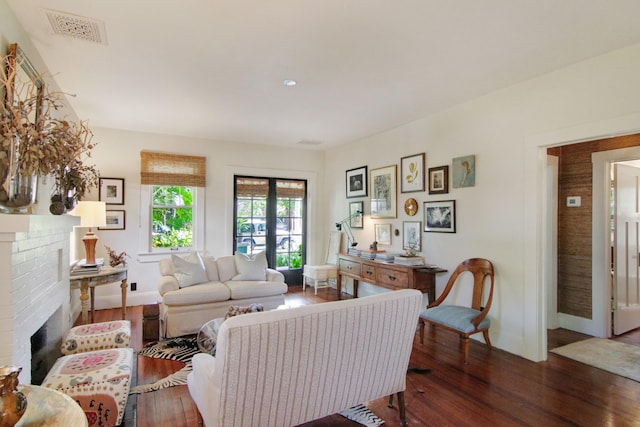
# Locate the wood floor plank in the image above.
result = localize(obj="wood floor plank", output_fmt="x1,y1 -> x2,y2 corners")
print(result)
84,286 -> 640,426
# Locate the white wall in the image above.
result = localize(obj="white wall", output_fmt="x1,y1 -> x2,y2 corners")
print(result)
85,128 -> 327,308
325,43 -> 640,361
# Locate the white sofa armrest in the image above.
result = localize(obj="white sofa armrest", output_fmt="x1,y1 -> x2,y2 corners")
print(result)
266,268 -> 285,283
158,275 -> 180,296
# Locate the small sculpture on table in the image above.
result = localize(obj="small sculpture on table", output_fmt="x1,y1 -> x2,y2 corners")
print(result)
105,245 -> 129,267
370,241 -> 378,251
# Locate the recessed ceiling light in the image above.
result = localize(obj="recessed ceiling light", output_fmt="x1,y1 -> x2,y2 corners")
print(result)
283,79 -> 297,87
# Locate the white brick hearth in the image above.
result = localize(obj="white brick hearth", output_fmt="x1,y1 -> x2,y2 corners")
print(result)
0,214 -> 78,384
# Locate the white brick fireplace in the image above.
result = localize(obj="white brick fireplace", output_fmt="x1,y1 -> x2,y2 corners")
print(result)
0,214 -> 78,384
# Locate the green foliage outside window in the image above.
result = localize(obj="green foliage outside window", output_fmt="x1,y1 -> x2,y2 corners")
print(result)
152,186 -> 193,248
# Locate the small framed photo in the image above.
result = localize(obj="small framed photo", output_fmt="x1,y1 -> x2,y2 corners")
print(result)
374,223 -> 392,245
401,153 -> 425,193
370,164 -> 397,218
99,178 -> 125,205
428,165 -> 449,195
403,221 -> 422,251
424,200 -> 456,233
99,210 -> 126,230
346,166 -> 368,198
349,201 -> 364,229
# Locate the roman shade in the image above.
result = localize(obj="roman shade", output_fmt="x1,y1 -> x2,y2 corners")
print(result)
140,151 -> 206,187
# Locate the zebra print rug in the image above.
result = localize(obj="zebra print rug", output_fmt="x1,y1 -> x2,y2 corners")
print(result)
130,336 -> 385,425
130,336 -> 199,394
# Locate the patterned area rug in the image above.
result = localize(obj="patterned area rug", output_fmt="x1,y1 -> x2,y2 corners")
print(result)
550,338 -> 640,382
130,337 -> 199,394
130,336 -> 385,426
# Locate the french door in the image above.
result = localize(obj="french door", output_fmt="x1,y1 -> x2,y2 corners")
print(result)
234,176 -> 306,284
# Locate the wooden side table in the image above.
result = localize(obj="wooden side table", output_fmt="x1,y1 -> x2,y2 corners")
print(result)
17,384 -> 88,427
70,266 -> 128,324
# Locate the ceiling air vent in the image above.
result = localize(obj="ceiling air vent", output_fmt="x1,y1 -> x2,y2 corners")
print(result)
44,9 -> 108,45
297,140 -> 324,146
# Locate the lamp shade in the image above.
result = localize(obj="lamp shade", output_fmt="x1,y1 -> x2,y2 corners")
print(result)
69,201 -> 107,228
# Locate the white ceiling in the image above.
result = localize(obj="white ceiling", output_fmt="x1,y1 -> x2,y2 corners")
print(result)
7,0 -> 640,149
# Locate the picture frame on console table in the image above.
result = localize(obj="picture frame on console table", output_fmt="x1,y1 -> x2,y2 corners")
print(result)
403,221 -> 422,251
424,200 -> 455,233
99,177 -> 125,205
100,210 -> 126,230
346,166 -> 368,198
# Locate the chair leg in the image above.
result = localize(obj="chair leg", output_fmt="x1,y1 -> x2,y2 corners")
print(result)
314,279 -> 319,295
397,391 -> 407,426
302,276 -> 306,292
387,394 -> 394,407
419,319 -> 425,345
461,336 -> 470,363
483,330 -> 492,350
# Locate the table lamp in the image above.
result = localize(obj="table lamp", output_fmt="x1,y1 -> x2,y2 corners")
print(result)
70,201 -> 107,265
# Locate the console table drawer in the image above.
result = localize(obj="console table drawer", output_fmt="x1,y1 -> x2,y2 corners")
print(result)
376,267 -> 409,289
339,259 -> 361,276
361,264 -> 376,281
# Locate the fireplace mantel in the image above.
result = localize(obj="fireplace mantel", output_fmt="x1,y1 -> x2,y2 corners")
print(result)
0,214 -> 79,383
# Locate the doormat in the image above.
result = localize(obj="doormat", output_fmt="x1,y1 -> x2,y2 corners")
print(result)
550,338 -> 640,382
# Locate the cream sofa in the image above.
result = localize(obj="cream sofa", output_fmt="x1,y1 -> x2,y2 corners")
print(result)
187,289 -> 423,427
158,252 -> 288,338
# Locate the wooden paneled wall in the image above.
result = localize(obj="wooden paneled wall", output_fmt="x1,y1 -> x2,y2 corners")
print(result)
548,134 -> 640,319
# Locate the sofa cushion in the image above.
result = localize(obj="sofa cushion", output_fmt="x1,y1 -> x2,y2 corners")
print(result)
233,251 -> 267,281
201,255 -> 220,281
172,252 -> 208,287
216,256 -> 238,282
163,281 -> 231,306
225,280 -> 289,300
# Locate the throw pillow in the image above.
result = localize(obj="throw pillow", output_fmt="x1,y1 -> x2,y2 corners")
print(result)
171,252 -> 208,288
232,251 -> 267,281
224,303 -> 264,320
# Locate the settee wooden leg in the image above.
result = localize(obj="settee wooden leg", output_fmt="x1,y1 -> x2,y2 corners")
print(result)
388,394 -> 394,407
397,391 -> 407,426
419,320 -> 425,345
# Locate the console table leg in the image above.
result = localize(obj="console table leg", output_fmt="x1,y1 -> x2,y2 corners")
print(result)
80,281 -> 89,324
120,279 -> 127,319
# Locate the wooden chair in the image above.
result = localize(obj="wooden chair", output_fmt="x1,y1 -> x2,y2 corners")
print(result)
419,258 -> 494,363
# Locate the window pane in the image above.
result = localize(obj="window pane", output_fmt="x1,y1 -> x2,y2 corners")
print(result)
152,185 -> 193,249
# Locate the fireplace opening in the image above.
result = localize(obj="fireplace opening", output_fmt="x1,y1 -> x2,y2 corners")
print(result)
30,306 -> 63,385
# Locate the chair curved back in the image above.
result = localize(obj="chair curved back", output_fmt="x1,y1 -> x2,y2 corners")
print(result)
430,258 -> 494,325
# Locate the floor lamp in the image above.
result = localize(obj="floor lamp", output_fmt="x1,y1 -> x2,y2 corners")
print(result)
70,201 -> 107,265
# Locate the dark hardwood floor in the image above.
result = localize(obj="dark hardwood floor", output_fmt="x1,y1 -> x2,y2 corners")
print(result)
88,287 -> 640,427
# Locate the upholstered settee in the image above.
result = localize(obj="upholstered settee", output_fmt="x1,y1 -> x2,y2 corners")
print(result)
158,252 -> 288,338
187,289 -> 423,427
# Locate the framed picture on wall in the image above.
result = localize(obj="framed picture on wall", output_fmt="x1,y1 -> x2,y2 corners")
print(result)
349,201 -> 364,228
374,223 -> 392,245
99,178 -> 125,205
99,210 -> 126,230
428,165 -> 449,195
401,153 -> 425,193
370,165 -> 397,218
424,200 -> 455,233
346,166 -> 368,198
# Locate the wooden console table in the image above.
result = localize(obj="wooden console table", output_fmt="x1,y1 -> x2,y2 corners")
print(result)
337,253 -> 447,303
70,266 -> 128,324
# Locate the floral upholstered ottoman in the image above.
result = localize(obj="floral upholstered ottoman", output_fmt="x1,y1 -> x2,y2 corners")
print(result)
61,320 -> 131,355
42,348 -> 133,427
